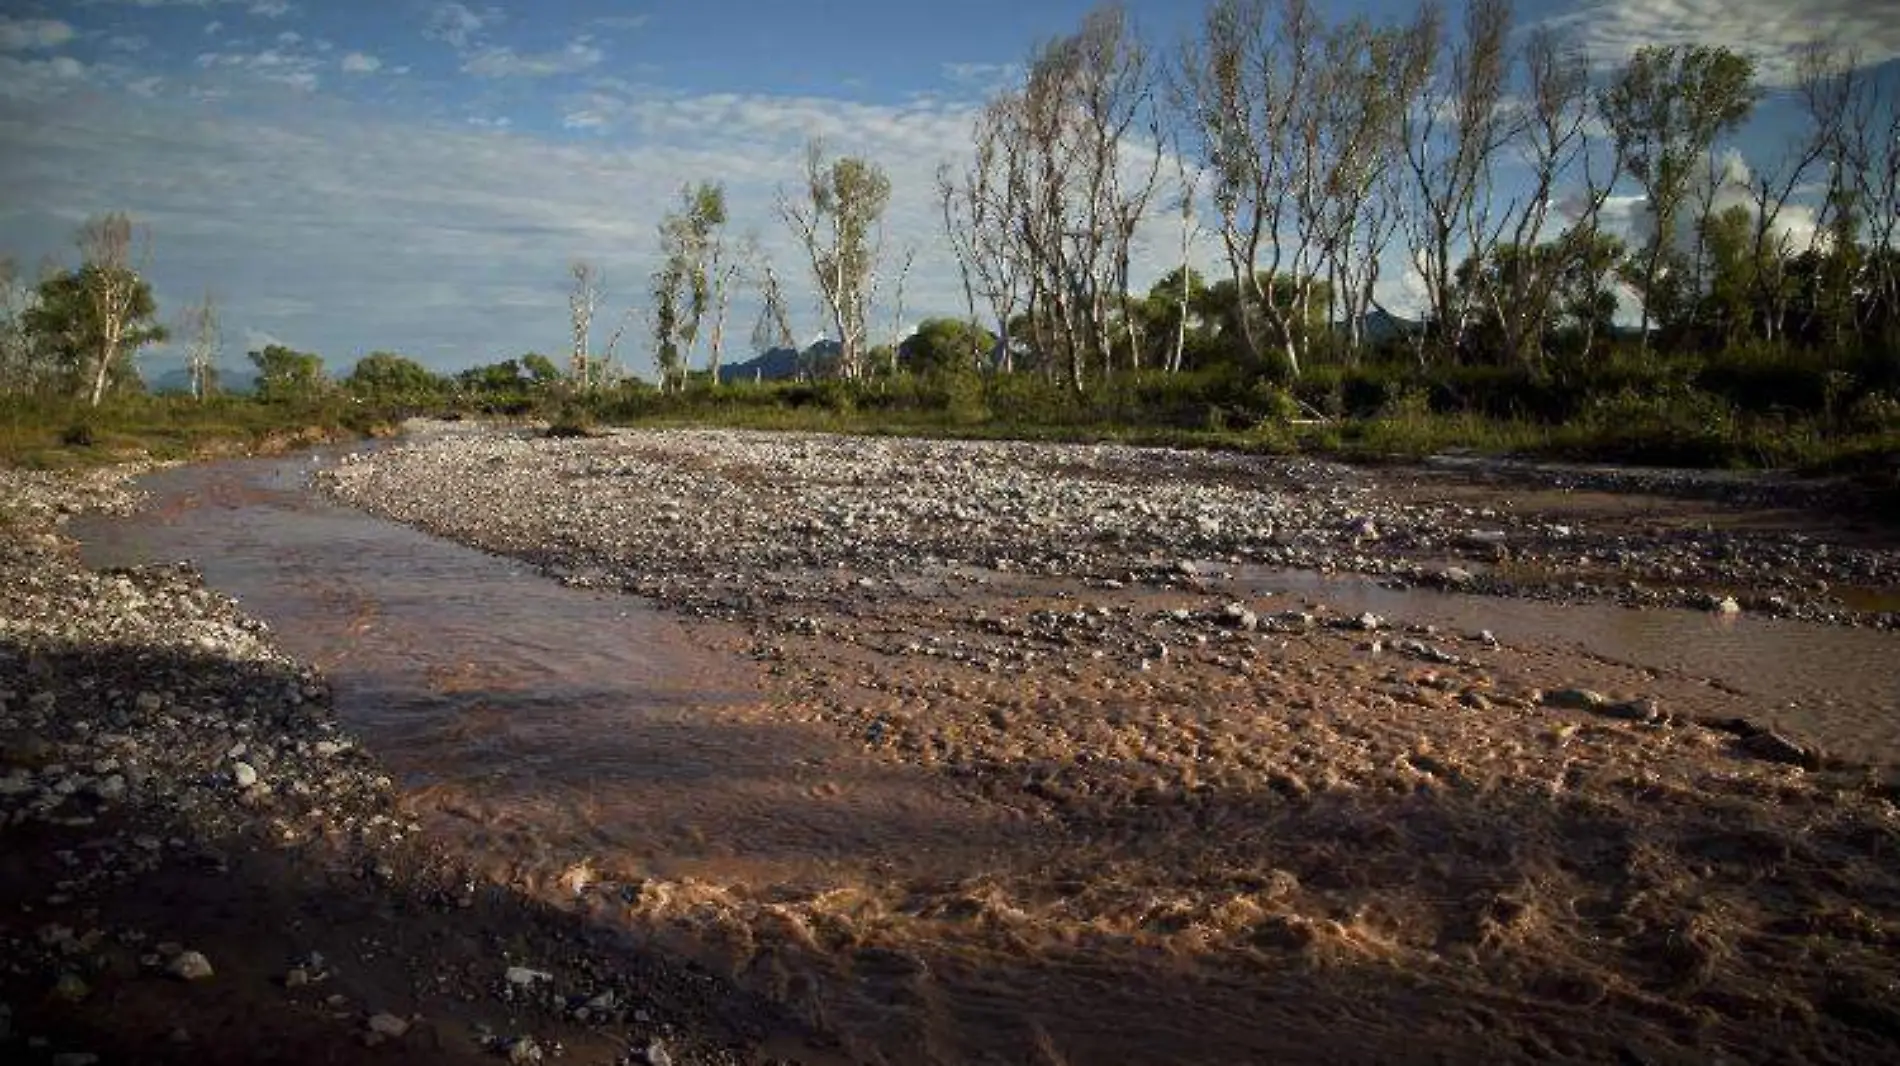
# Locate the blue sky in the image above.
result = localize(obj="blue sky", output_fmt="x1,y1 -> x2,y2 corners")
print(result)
1,0 -> 1896,381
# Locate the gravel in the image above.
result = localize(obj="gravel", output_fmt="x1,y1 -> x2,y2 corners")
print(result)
319,426 -> 1900,628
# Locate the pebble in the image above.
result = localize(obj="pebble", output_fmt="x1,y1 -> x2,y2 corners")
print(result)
1542,688 -> 1608,711
366,1012 -> 410,1038
505,965 -> 552,987
166,951 -> 215,981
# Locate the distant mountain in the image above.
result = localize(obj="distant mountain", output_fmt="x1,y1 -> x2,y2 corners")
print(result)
716,340 -> 840,384
1353,309 -> 1420,344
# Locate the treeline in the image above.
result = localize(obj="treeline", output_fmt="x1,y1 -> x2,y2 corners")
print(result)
926,0 -> 1899,384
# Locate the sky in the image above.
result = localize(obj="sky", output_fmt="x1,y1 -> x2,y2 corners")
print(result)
1,0 -> 1896,383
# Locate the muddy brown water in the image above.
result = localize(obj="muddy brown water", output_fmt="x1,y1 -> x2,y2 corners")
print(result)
69,452 -> 1900,1064
1230,567 -> 1900,756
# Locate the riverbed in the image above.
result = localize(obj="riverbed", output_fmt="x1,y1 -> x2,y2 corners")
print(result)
72,427 -> 1900,1064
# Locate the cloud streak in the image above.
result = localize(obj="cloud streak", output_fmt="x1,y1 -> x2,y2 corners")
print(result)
1545,0 -> 1900,83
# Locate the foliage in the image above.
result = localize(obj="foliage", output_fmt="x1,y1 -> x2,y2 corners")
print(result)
249,344 -> 328,404
344,351 -> 443,407
20,266 -> 165,400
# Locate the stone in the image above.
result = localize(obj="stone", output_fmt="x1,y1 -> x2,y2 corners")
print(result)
1711,595 -> 1742,615
1542,688 -> 1607,711
134,692 -> 162,715
230,761 -> 258,788
1353,612 -> 1385,632
1439,566 -> 1474,586
366,1013 -> 410,1038
1219,603 -> 1258,630
507,1036 -> 544,1064
1602,698 -> 1663,724
167,950 -> 214,981
504,965 -> 550,987
642,1040 -> 674,1066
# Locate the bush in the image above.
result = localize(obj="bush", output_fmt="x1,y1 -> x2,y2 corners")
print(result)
61,422 -> 96,447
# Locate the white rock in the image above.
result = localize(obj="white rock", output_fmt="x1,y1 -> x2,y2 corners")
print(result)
504,965 -> 551,987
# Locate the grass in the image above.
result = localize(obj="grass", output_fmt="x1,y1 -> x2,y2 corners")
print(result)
6,347 -> 1898,479
0,394 -> 395,468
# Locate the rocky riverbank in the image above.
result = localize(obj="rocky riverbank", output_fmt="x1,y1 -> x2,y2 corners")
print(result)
0,464 -> 819,1066
313,425 -> 1900,1065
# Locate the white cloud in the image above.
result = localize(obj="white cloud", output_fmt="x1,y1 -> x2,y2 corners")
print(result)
562,109 -> 605,130
127,75 -> 164,97
276,30 -> 302,46
248,0 -> 294,16
1544,0 -> 1900,84
0,55 -> 88,100
0,84 -> 1031,376
463,38 -> 603,79
340,52 -> 381,75
205,20 -> 223,36
106,34 -> 151,53
197,47 -> 322,91
425,2 -> 500,50
0,17 -> 77,52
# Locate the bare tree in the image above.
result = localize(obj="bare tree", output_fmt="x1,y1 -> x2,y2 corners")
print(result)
77,212 -> 152,407
999,3 -> 1160,389
1393,0 -> 1520,360
568,260 -> 600,390
1469,25 -> 1596,366
179,289 -> 222,401
778,141 -> 891,380
704,230 -> 742,386
1312,18 -> 1413,363
747,243 -> 802,377
941,99 -> 1032,375
1180,0 -> 1341,378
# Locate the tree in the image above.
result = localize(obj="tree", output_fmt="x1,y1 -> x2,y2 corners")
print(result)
987,4 -> 1160,388
0,257 -> 43,395
521,352 -> 561,385
345,351 -> 441,406
1182,0 -> 1392,378
568,260 -> 600,390
22,264 -> 164,401
73,213 -> 159,407
779,142 -> 891,380
1394,0 -> 1519,361
899,318 -> 997,377
1599,44 -> 1758,350
652,183 -> 727,392
178,290 -> 222,401
249,344 -> 327,404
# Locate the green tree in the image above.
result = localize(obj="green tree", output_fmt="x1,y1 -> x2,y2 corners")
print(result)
520,352 -> 560,385
345,351 -> 442,406
249,344 -> 327,404
22,265 -> 165,401
779,143 -> 892,380
899,318 -> 996,377
1599,45 -> 1758,350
